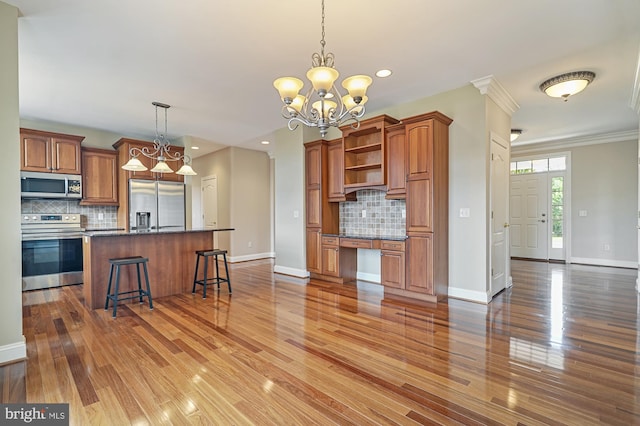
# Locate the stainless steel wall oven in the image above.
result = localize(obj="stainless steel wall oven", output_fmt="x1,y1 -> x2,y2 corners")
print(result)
21,214 -> 84,291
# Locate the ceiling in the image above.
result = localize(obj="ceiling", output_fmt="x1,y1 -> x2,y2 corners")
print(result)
5,0 -> 640,158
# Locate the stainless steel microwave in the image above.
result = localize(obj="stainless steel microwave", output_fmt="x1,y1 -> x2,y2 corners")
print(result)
20,171 -> 82,199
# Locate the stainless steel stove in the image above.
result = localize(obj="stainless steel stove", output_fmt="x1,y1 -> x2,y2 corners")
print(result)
21,213 -> 84,291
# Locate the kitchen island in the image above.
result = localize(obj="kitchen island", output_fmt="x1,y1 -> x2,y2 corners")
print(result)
82,228 -> 233,310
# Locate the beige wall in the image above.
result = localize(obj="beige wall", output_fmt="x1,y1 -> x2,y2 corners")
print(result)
0,1 -> 26,363
272,84 -> 495,298
192,147 -> 272,261
513,139 -> 638,265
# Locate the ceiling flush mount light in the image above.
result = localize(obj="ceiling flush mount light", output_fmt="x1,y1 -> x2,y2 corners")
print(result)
273,0 -> 372,138
510,129 -> 522,142
539,71 -> 595,101
122,102 -> 196,175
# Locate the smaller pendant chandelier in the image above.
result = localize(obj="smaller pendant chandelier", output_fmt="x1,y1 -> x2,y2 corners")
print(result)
273,0 -> 372,138
122,102 -> 197,175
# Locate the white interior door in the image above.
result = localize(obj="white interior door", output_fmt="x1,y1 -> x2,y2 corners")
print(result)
202,175 -> 219,248
510,173 -> 548,259
491,136 -> 509,297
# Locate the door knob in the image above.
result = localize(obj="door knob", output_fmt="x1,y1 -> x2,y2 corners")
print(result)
538,219 -> 546,223
503,223 -> 509,228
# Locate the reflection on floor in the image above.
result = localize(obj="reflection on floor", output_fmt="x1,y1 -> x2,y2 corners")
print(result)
1,259 -> 638,425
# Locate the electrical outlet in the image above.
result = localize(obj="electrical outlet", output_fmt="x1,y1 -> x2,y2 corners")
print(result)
402,209 -> 406,219
459,208 -> 470,218
248,241 -> 253,248
362,209 -> 366,218
603,243 -> 610,251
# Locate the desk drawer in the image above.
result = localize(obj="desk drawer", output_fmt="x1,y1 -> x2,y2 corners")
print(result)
321,236 -> 339,246
381,240 -> 405,251
340,238 -> 375,249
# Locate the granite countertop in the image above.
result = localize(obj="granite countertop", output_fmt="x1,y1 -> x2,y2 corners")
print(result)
84,227 -> 234,237
322,233 -> 408,241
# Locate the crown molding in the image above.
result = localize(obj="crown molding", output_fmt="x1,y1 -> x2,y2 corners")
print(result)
471,75 -> 520,116
630,43 -> 640,115
511,129 -> 639,154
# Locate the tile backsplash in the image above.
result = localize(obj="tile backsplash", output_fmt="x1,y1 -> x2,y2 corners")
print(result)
21,199 -> 118,229
339,190 -> 406,238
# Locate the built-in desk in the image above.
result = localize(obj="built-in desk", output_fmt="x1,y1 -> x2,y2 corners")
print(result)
82,228 -> 234,309
315,234 -> 407,289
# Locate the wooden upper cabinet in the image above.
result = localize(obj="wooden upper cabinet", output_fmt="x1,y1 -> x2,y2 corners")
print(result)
341,115 -> 399,191
305,141 -> 322,188
405,120 -> 434,181
385,123 -> 406,199
80,148 -> 118,206
327,138 -> 356,202
20,128 -> 84,174
404,112 -> 452,182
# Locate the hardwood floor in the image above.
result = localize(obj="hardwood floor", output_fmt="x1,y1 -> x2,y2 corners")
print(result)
2,259 -> 639,425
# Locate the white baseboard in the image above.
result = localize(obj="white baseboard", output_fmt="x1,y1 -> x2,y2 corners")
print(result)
357,272 -> 381,284
228,252 -> 274,263
0,337 -> 26,365
273,265 -> 310,278
570,257 -> 637,269
448,287 -> 490,304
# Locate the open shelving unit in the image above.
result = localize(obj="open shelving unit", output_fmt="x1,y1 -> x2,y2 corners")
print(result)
341,115 -> 399,189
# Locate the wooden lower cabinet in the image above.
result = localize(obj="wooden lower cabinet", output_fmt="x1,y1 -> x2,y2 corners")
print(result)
405,234 -> 434,294
306,228 -> 322,274
317,236 -> 356,282
321,236 -> 340,277
381,240 -> 405,289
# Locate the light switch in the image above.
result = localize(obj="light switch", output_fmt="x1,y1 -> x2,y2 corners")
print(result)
402,209 -> 406,219
293,210 -> 299,218
579,210 -> 587,217
459,208 -> 470,218
362,209 -> 366,218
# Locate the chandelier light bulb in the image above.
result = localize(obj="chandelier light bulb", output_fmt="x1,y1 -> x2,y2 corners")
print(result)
312,99 -> 337,118
273,77 -> 304,103
307,66 -> 340,93
342,75 -> 373,102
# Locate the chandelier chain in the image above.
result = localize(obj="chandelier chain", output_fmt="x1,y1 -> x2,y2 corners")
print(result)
320,0 -> 325,59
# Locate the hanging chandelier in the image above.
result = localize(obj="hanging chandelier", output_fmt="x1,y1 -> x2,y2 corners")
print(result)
122,102 -> 197,175
273,0 -> 372,138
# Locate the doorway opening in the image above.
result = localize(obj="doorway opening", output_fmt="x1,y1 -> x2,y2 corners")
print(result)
510,154 -> 570,262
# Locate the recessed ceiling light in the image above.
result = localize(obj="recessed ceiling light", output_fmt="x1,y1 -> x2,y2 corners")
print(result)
261,140 -> 270,145
376,69 -> 392,78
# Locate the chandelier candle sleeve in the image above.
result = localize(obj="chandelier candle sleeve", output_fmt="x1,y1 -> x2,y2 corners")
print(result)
122,102 -> 197,176
273,0 -> 373,138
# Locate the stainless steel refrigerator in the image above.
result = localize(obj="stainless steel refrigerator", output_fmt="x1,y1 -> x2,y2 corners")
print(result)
129,179 -> 186,231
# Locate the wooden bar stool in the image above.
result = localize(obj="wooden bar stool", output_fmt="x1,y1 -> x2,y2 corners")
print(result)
192,249 -> 231,298
105,256 -> 153,318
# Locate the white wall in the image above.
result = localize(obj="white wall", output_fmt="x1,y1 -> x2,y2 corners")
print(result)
0,1 -> 26,364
